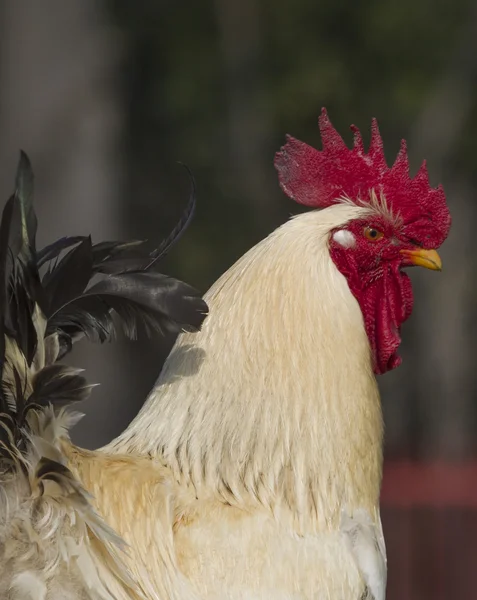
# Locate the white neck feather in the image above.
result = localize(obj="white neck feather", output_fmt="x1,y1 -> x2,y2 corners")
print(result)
109,205 -> 383,528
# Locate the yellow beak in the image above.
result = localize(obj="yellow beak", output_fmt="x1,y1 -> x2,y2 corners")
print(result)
400,248 -> 442,271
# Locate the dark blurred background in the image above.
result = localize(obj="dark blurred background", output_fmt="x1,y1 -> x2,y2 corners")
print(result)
0,0 -> 475,597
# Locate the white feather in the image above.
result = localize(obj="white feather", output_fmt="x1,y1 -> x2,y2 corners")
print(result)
340,508 -> 387,600
10,572 -> 47,600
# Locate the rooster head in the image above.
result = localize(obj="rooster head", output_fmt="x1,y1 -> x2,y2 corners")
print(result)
274,108 -> 451,375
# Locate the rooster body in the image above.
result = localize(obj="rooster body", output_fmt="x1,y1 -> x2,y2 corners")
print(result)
0,111 -> 451,600
65,204 -> 385,600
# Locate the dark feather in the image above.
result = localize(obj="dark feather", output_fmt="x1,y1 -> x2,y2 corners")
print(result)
36,236 -> 86,269
38,238 -> 146,271
47,272 -> 207,344
92,239 -> 147,265
9,280 -> 37,365
0,196 -> 23,305
34,456 -> 88,497
27,364 -> 93,413
93,257 -> 155,275
11,366 -> 26,418
4,152 -> 45,362
148,164 -> 197,265
0,415 -> 17,464
43,237 -> 93,315
56,332 -> 73,362
36,457 -> 72,481
49,297 -> 114,353
15,150 -> 37,252
84,272 -> 207,333
0,165 -> 25,425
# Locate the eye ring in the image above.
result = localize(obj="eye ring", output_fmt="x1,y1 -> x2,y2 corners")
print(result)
364,226 -> 384,242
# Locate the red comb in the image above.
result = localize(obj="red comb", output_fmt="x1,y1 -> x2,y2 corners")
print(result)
274,108 -> 451,248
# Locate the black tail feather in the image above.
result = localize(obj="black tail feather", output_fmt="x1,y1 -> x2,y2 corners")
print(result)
28,364 -> 94,413
0,152 -> 208,465
36,236 -> 86,269
43,237 -> 94,315
148,163 -> 197,265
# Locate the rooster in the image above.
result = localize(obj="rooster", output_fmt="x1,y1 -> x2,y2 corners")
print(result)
0,110 -> 450,600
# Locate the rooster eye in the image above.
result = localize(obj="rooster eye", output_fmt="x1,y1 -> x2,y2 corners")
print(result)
364,226 -> 384,242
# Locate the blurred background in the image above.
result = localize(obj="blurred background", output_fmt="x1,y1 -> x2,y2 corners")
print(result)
0,0 -> 474,597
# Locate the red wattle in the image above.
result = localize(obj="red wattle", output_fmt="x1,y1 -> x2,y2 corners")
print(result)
330,246 -> 414,375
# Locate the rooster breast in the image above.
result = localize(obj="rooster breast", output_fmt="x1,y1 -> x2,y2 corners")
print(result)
173,501 -> 368,600
69,446 -> 373,600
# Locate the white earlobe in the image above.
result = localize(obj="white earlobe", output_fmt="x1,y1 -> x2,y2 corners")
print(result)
332,229 -> 356,248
